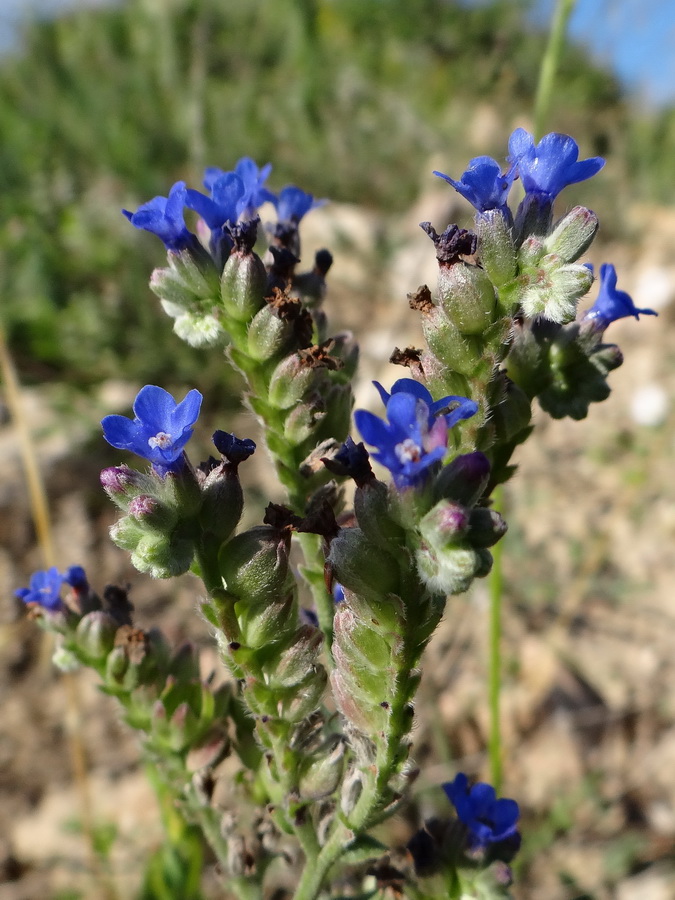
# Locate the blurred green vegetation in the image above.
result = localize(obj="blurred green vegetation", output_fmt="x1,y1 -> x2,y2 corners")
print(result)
0,0 -> 671,390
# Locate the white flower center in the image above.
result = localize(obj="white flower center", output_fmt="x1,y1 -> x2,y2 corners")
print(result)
395,438 -> 422,464
148,431 -> 173,450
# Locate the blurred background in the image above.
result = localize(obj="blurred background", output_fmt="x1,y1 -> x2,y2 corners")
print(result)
0,1 -> 674,898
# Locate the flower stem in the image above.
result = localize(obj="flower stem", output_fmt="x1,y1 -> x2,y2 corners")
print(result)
533,0 -> 578,137
488,485 -> 504,792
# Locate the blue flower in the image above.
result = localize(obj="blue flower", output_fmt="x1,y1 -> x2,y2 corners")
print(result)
354,378 -> 477,489
274,186 -> 325,224
15,567 -> 65,611
123,181 -> 194,251
185,172 -> 247,230
584,263 -> 657,328
101,385 -> 203,475
203,158 -> 276,219
443,773 -> 520,851
212,430 -> 257,464
508,128 -> 604,202
64,566 -> 89,591
433,156 -> 516,215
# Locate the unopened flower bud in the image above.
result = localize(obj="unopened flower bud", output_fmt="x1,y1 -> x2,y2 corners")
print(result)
476,209 -> 517,287
353,479 -> 405,550
75,611 -> 119,661
519,259 -> 593,324
438,261 -> 497,335
247,304 -> 295,362
282,665 -> 328,722
220,248 -> 267,322
421,308 -> 482,377
416,542 -> 492,595
199,463 -> 244,542
131,532 -> 195,579
327,527 -> 401,600
128,494 -> 178,532
433,452 -> 491,506
467,507 -> 508,548
544,206 -> 598,264
299,736 -> 345,800
105,645 -> 129,683
100,466 -> 155,510
419,500 -> 470,550
268,354 -> 318,409
271,625 -> 324,687
219,526 -> 291,605
109,516 -> 144,552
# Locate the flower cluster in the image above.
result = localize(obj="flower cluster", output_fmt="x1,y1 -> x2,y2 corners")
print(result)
123,156 -> 324,255
354,378 -> 477,489
434,127 -> 604,218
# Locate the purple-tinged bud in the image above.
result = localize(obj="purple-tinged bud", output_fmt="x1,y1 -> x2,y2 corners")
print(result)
75,611 -> 118,661
467,507 -> 508,548
544,206 -> 598,264
517,236 -> 545,269
418,500 -> 470,550
212,431 -> 256,464
434,452 -> 491,506
128,494 -> 178,532
100,465 -> 155,510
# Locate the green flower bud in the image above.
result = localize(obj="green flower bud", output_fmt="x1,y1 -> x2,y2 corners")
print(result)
327,527 -> 401,600
270,625 -> 324,687
354,479 -> 405,550
220,249 -> 267,322
517,236 -> 545,269
268,354 -> 318,409
160,467 -> 203,518
219,526 -> 292,605
519,258 -> 593,324
299,736 -> 345,800
283,397 -> 326,446
544,206 -> 598,264
128,494 -> 178,533
75,611 -> 119,661
422,308 -> 483,376
105,645 -> 129,684
490,378 -> 532,442
237,594 -> 296,649
476,210 -> 517,287
151,268 -> 196,310
416,542 -> 492,595
247,304 -> 294,362
109,516 -> 144,552
333,606 -> 394,673
131,532 -> 195,578
199,463 -> 244,543
281,665 -> 328,722
330,669 -> 390,734
172,312 -> 225,348
438,261 -> 497,335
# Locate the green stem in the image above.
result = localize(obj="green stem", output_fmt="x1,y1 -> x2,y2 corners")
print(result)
533,0 -> 578,137
292,824 -> 350,900
488,485 -> 504,792
297,531 -> 334,660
